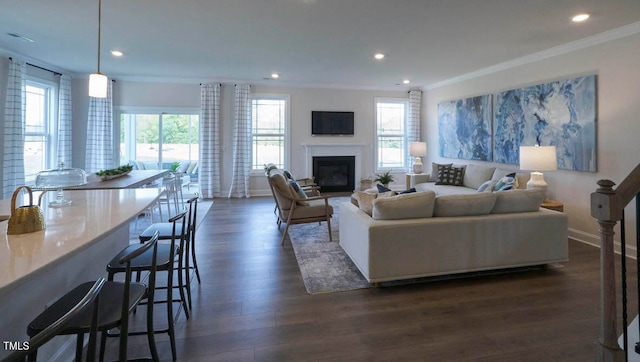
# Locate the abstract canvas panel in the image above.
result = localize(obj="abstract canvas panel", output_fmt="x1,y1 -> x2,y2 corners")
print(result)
438,95 -> 492,161
493,75 -> 597,171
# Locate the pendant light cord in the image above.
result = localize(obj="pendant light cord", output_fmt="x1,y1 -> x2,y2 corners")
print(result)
97,0 -> 102,73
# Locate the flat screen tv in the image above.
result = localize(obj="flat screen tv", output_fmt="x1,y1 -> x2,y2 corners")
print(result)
311,111 -> 354,136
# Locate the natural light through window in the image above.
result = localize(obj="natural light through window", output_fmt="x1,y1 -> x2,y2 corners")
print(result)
119,111 -> 199,168
24,82 -> 55,183
376,99 -> 408,169
251,96 -> 288,170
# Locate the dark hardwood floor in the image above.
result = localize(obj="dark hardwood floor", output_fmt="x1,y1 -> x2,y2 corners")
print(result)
115,196 -> 638,362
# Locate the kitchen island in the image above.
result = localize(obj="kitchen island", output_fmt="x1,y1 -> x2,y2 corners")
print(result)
0,188 -> 160,360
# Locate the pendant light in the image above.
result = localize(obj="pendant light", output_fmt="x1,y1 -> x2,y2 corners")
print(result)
88,0 -> 107,98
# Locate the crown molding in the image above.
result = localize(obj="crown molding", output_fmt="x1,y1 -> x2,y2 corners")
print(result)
425,21 -> 640,91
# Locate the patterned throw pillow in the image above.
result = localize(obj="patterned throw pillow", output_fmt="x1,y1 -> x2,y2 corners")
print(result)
435,165 -> 464,186
477,180 -> 498,192
428,162 -> 453,182
493,172 -> 518,191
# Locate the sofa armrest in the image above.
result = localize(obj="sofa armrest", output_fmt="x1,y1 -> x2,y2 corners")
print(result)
410,174 -> 432,187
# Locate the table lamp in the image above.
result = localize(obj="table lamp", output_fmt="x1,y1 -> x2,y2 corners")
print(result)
519,145 -> 557,198
409,142 -> 427,174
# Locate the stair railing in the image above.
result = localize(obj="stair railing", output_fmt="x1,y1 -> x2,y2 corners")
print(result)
591,163 -> 640,362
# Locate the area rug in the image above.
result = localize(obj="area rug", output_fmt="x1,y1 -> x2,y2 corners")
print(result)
286,197 -> 372,294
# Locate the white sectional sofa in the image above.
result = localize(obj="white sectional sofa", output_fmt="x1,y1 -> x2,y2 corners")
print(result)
340,163 -> 569,284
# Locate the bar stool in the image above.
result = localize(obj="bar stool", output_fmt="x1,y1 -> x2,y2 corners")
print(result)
158,175 -> 180,219
3,279 -> 105,362
138,194 -> 201,311
25,232 -> 161,362
106,212 -> 187,361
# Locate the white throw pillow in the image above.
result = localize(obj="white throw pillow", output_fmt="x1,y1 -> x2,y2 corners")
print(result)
353,191 -> 377,216
491,189 -> 546,214
372,191 -> 436,220
433,193 -> 497,217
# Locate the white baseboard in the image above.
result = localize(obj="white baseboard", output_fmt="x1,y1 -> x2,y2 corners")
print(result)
569,227 -> 638,259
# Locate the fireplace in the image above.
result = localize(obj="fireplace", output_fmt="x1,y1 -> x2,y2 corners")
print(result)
312,156 -> 355,193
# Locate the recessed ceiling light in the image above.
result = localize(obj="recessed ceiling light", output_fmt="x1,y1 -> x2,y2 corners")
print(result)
271,73 -> 280,79
572,13 -> 590,22
403,79 -> 410,84
374,53 -> 385,60
111,50 -> 123,57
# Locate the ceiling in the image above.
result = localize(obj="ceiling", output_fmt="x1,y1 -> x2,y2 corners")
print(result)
1,0 -> 639,89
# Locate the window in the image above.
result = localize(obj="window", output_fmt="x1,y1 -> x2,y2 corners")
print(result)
375,98 -> 408,170
24,80 -> 57,183
118,110 -> 199,168
251,95 -> 289,171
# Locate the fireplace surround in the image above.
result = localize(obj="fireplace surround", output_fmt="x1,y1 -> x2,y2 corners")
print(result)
302,144 -> 366,192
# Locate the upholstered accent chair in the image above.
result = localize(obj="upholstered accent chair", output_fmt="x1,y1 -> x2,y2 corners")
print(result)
267,172 -> 333,245
264,163 -> 320,226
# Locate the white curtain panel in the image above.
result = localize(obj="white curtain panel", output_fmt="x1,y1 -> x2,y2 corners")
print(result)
199,83 -> 221,198
228,84 -> 252,198
85,80 -> 114,173
2,59 -> 26,198
57,74 -> 73,168
407,90 -> 422,172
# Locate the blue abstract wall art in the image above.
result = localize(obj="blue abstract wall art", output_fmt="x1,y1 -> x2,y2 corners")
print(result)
438,95 -> 492,161
493,75 -> 597,172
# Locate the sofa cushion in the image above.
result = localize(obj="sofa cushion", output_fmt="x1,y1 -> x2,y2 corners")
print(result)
428,162 -> 453,182
433,193 -> 497,217
372,191 -> 436,220
463,164 -> 496,189
491,189 -> 546,214
186,161 -> 198,174
435,165 -> 464,186
415,182 -> 477,196
177,161 -> 191,173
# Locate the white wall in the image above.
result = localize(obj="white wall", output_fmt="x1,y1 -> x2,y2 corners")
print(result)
72,80 -> 408,195
424,33 -> 640,246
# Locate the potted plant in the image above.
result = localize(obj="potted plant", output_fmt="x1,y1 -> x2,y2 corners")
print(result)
374,171 -> 394,188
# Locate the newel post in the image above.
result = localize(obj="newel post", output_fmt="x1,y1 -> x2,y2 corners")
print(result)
591,179 -> 625,362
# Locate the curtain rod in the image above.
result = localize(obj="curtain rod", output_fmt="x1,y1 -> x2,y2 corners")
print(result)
9,57 -> 62,76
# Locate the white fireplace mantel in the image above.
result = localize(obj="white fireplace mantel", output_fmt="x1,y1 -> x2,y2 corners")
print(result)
301,143 -> 369,186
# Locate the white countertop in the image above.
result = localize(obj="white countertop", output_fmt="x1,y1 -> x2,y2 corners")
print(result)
0,188 -> 160,293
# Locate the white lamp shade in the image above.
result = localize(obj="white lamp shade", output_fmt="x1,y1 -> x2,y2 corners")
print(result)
89,73 -> 108,98
519,146 -> 557,171
409,142 -> 427,157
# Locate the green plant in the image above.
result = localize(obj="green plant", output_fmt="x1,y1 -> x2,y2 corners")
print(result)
169,161 -> 180,171
374,170 -> 394,185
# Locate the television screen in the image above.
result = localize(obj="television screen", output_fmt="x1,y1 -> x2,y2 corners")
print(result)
311,111 -> 354,136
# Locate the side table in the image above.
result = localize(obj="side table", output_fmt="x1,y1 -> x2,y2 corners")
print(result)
541,199 -> 564,212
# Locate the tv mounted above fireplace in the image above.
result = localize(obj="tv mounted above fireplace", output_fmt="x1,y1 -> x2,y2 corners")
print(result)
311,111 -> 354,136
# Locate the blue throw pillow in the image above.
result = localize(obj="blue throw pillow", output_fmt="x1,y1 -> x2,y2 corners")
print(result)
494,172 -> 517,191
283,170 -> 294,180
377,184 -> 392,193
399,188 -> 416,194
289,180 -> 307,199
